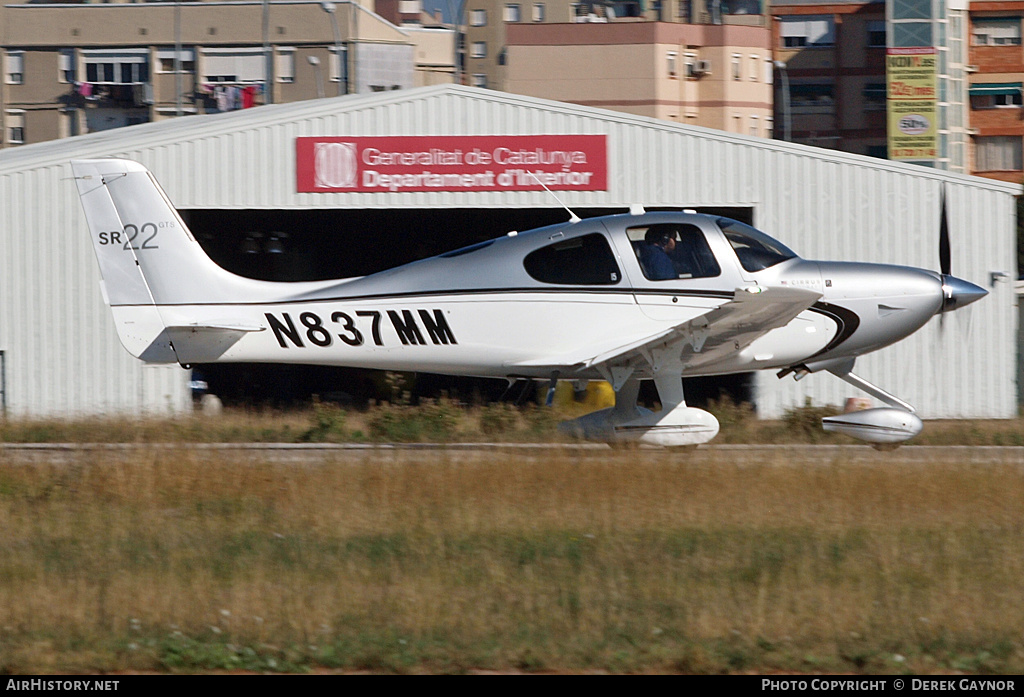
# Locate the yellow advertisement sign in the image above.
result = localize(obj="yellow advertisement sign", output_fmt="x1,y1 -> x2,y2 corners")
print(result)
887,48 -> 937,161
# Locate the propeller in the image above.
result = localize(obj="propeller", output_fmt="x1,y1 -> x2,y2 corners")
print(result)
938,188 -> 950,331
939,187 -> 951,278
935,186 -> 987,318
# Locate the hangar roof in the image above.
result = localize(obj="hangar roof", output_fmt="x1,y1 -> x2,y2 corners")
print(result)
1,84 -> 1017,205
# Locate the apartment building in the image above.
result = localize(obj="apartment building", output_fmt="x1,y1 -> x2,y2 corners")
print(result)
768,0 -> 1024,179
467,0 -> 772,136
0,0 -> 454,148
504,20 -> 774,137
969,3 -> 1024,182
464,0 -> 767,91
770,0 -> 887,156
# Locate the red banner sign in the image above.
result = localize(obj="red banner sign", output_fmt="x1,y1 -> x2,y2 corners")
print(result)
296,135 -> 607,193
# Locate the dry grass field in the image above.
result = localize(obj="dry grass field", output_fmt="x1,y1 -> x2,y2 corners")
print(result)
0,419 -> 1022,673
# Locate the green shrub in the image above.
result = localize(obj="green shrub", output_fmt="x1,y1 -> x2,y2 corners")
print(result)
301,399 -> 348,442
707,396 -> 756,441
782,398 -> 842,441
478,403 -> 521,437
367,398 -> 461,442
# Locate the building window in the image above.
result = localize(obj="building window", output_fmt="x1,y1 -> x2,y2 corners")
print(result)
471,42 -> 487,58
979,93 -> 1023,107
970,84 -> 1024,109
504,4 -> 520,22
732,54 -> 741,80
201,47 -> 266,83
329,47 -> 347,83
83,49 -> 149,85
764,58 -> 773,84
470,9 -> 487,26
157,48 -> 195,74
749,116 -> 759,136
780,16 -> 835,48
6,110 -> 25,144
863,83 -> 887,111
790,83 -> 834,112
765,117 -> 773,139
471,73 -> 487,88
972,18 -> 1022,46
532,3 -> 545,21
749,54 -> 758,80
60,108 -> 80,138
667,50 -> 677,78
276,48 -> 295,83
975,135 -> 1023,170
684,53 -> 696,78
59,49 -> 76,83
5,50 -> 24,85
867,20 -> 886,47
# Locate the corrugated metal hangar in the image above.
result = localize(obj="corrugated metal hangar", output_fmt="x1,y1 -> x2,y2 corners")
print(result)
0,84 -> 1018,419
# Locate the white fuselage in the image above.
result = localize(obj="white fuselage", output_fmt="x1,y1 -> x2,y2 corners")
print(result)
117,289 -> 836,378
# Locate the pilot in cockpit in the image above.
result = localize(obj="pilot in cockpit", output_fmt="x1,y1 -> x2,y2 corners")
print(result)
636,223 -> 719,281
639,227 -> 677,280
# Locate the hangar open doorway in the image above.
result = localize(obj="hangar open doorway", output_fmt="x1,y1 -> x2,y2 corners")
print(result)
182,206 -> 757,410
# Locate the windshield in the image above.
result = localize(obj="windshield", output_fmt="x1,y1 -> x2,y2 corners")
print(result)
717,218 -> 797,272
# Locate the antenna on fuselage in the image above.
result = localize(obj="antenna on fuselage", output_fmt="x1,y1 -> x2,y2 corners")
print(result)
528,171 -> 581,223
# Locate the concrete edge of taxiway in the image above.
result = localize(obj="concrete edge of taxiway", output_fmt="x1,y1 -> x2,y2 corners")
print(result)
2,443 -> 1021,466
1,442 -> 1023,456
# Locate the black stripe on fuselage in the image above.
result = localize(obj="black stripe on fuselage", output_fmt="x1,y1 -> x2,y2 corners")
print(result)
110,286 -> 734,307
805,301 -> 860,358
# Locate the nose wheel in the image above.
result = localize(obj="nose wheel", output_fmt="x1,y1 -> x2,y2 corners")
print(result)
820,364 -> 922,446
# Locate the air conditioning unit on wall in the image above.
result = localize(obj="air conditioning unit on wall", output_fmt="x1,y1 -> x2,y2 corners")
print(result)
689,59 -> 712,77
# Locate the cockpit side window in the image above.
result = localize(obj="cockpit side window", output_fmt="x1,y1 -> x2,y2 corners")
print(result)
718,218 -> 797,272
627,223 -> 721,281
523,233 -> 621,285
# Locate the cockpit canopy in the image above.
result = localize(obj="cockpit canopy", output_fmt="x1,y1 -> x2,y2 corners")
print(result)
436,213 -> 800,290
717,218 -> 798,272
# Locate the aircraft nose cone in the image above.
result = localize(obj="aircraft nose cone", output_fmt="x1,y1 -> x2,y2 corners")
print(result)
940,275 -> 988,313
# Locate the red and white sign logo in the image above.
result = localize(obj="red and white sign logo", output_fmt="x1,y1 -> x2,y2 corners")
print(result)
314,142 -> 358,188
296,135 -> 607,193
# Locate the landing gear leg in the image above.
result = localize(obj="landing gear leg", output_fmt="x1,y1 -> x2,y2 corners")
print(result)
820,365 -> 923,447
560,371 -> 719,447
611,375 -> 644,423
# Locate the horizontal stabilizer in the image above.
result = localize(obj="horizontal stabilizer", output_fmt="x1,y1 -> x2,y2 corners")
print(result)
166,323 -> 265,335
137,322 -> 265,365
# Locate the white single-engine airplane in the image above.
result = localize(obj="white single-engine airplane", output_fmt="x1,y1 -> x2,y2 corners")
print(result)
72,158 -> 987,447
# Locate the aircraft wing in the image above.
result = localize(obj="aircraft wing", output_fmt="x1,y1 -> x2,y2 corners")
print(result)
511,286 -> 822,386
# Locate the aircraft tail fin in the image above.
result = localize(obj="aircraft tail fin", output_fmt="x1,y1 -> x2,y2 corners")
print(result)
72,159 -> 294,363
72,159 -> 351,363
71,158 -> 254,308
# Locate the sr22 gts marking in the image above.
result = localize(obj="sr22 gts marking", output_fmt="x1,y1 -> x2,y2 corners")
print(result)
96,220 -> 175,250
